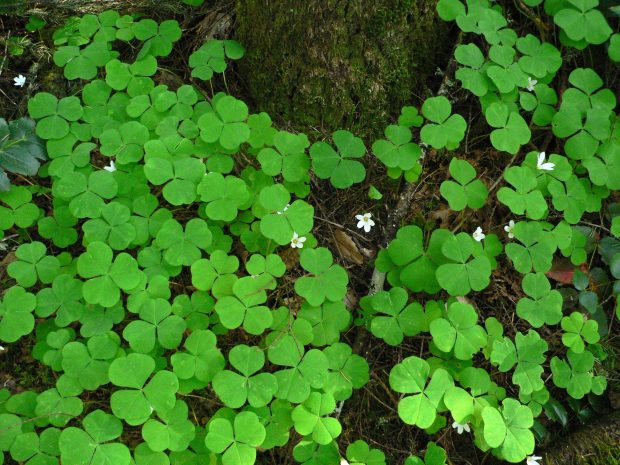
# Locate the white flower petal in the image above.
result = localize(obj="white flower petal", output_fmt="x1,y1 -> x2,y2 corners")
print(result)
13,75 -> 26,87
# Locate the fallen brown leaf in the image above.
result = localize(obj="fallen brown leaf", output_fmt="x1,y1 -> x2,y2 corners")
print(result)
333,229 -> 364,265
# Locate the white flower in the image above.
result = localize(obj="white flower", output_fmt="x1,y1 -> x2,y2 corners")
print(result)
103,160 -> 116,172
340,459 -> 350,465
355,212 -> 375,233
526,455 -> 542,465
13,74 -> 26,87
526,76 -> 537,92
277,204 -> 290,215
0,345 -> 5,351
536,152 -> 555,171
290,232 -> 306,249
504,220 -> 515,239
472,226 -> 485,242
451,421 -> 471,434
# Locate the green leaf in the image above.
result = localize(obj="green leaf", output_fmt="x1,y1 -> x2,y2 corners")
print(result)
429,301 -> 486,360
310,130 -> 366,188
482,399 -> 534,462
205,411 -> 266,465
439,158 -> 488,211
516,273 -> 563,327
292,392 -> 341,445
295,248 -> 348,306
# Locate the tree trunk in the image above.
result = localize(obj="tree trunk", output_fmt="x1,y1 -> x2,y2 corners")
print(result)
543,410 -> 620,465
235,0 -> 449,135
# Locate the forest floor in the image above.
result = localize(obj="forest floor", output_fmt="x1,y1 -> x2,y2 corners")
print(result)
1,1 -> 620,465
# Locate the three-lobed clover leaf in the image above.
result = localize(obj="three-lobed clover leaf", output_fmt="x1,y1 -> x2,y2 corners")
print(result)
213,344 -> 278,408
294,247 -> 349,306
346,439 -> 386,465
82,201 -> 137,250
436,232 -> 492,296
214,275 -> 274,334
258,131 -> 310,183
59,409 -> 131,465
199,95 -> 250,150
198,172 -> 250,221
389,356 -> 454,428
291,392 -> 342,445
491,330 -> 548,396
481,398 -> 534,462
440,158 -> 488,211
154,218 -> 212,267
189,39 -> 245,80
258,184 -> 314,245
497,166 -> 548,219
205,411 -> 266,465
0,186 -> 40,229
516,273 -> 563,327
505,221 -> 557,273
123,298 -> 187,353
550,349 -> 606,399
77,241 -> 143,307
561,311 -> 600,353
109,353 -> 179,425
28,93 -> 83,140
7,241 -> 60,288
420,96 -> 467,149
371,125 -> 422,172
322,342 -> 369,401
53,41 -> 116,80
429,301 -> 486,360
52,170 -> 118,219
310,130 -> 366,188
363,286 -> 424,346
554,0 -> 613,45
142,399 -> 196,452
485,102 -> 531,154
171,329 -> 225,383
61,333 -> 119,390
0,286 -> 36,343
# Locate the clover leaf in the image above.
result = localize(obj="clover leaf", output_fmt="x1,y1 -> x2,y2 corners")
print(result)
485,102 -> 531,154
109,353 -> 179,425
82,202 -> 137,250
258,131 -> 310,182
389,356 -> 453,428
322,342 -> 369,401
420,96 -> 467,149
481,398 -> 534,462
372,125 -> 422,172
171,329 -> 224,383
0,286 -> 36,343
61,334 -> 119,390
298,300 -> 350,346
52,170 -> 118,219
189,40 -> 245,80
454,43 -> 490,97
59,410 -> 131,465
77,241 -> 143,307
430,301 -> 486,360
516,273 -> 563,327
551,349 -> 606,399
345,440 -> 386,465
154,218 -> 212,267
561,311 -> 600,353
259,185 -> 314,245
491,330 -> 548,396
363,287 -> 423,346
53,41 -> 116,80
554,0 -> 612,45
198,173 -> 250,221
28,93 -> 83,140
213,345 -> 278,408
123,298 -> 186,353
436,232 -> 492,295
295,247 -> 349,307
7,241 -> 59,288
505,221 -> 557,273
205,411 -> 266,465
268,334 -> 329,403
310,130 -> 366,188
292,392 -> 341,445
214,276 -> 273,335
440,158 -> 488,211
497,166 -> 548,219
199,95 -> 250,150
142,399 -> 195,452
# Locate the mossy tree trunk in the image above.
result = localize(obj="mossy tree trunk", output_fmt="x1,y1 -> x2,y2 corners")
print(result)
235,0 -> 449,134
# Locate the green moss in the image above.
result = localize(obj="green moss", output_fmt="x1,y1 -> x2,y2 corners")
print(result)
235,0 -> 448,137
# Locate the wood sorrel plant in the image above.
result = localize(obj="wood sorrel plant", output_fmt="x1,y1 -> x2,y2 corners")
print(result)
0,1 -> 618,464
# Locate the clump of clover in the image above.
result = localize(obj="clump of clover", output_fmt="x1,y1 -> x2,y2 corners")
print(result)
0,1 -> 618,465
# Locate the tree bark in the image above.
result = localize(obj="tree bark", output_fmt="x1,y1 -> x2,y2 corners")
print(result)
235,0 -> 449,135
